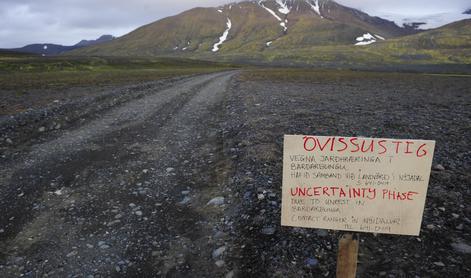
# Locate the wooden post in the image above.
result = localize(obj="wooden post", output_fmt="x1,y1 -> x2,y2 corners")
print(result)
336,233 -> 359,278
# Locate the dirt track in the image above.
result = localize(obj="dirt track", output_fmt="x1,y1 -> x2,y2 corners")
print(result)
1,71 -> 238,277
0,70 -> 470,277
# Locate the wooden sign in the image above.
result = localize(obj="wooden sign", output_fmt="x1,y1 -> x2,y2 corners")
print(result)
281,135 -> 435,236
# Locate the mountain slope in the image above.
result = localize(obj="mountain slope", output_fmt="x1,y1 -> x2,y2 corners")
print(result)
383,19 -> 471,50
72,0 -> 416,56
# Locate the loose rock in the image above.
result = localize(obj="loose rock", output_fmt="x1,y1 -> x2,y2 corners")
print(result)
215,260 -> 225,267
433,262 -> 445,267
304,257 -> 318,268
451,242 -> 471,254
261,226 -> 276,235
66,250 -> 78,257
212,246 -> 226,259
207,197 -> 225,206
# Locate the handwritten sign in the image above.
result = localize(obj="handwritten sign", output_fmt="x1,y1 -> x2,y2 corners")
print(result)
281,135 -> 435,236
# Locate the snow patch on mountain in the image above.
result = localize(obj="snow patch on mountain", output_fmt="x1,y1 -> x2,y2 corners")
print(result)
375,34 -> 385,40
280,20 -> 287,31
354,33 -> 386,46
306,0 -> 322,18
212,18 -> 232,52
259,2 -> 282,21
276,0 -> 290,14
258,1 -> 288,32
182,41 -> 191,51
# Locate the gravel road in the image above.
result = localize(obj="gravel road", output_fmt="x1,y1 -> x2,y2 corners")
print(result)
1,71 -> 237,277
0,70 -> 470,277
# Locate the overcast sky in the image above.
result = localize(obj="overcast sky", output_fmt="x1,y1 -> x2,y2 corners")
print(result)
1,0 -> 470,48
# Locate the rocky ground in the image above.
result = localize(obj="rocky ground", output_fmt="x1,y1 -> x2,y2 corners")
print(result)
0,70 -> 470,277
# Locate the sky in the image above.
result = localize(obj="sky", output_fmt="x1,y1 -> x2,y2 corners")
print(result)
1,0 -> 470,48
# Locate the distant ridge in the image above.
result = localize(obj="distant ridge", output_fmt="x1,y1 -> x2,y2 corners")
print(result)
75,35 -> 116,47
10,35 -> 115,56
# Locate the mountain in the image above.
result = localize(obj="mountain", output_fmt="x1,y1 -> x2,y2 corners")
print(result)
464,9 -> 471,15
11,35 -> 115,56
75,35 -> 116,47
70,0 -> 471,67
72,0 -> 415,56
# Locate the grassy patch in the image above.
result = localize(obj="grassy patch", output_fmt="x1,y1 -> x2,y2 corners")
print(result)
0,55 -> 236,90
238,68 -> 410,83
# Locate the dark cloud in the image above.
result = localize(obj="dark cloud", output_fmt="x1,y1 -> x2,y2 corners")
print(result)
1,0 -> 470,48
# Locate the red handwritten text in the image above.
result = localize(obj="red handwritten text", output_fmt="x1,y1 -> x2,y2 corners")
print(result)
303,136 -> 429,157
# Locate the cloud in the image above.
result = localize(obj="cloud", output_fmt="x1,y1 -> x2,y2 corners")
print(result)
1,0 -> 470,48
0,0 -> 225,48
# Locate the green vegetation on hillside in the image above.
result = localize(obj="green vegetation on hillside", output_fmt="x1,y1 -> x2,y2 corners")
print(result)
197,19 -> 471,70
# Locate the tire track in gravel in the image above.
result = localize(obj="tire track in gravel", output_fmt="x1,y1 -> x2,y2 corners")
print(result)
0,71 -> 237,277
0,75 -> 192,154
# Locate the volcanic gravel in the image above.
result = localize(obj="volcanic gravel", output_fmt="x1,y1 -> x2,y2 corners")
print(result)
0,70 -> 470,277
